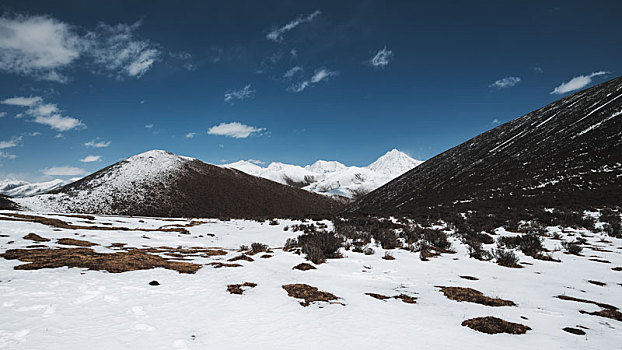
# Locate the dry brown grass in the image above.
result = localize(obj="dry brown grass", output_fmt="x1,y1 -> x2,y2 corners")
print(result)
1,248 -> 201,274
555,295 -> 618,310
589,258 -> 611,264
459,275 -> 479,280
580,309 -> 622,322
439,286 -> 515,306
282,283 -> 340,307
23,233 -> 50,242
612,266 -> 622,271
562,327 -> 586,335
208,262 -> 242,268
588,280 -> 606,286
227,282 -> 257,295
461,316 -> 531,334
57,238 -> 98,247
366,292 -> 417,304
228,254 -> 254,262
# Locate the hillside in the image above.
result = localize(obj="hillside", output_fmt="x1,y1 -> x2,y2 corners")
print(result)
346,76 -> 622,215
15,150 -> 342,218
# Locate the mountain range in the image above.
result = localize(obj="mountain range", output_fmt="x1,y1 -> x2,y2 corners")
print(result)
223,149 -> 422,198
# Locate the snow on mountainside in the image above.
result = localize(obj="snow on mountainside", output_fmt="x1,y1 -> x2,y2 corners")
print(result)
223,149 -> 423,198
0,178 -> 80,197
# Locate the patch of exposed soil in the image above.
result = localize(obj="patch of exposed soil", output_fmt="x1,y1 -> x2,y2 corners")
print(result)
461,316 -> 531,334
612,267 -> 622,271
23,233 -> 50,242
459,275 -> 479,280
589,258 -> 611,264
580,309 -> 622,322
0,248 -> 201,274
555,295 -> 618,310
439,287 -> 515,306
260,254 -> 272,259
282,283 -> 340,307
227,282 -> 257,295
365,292 -> 417,304
57,238 -> 97,247
228,254 -> 254,262
293,263 -> 316,271
588,280 -> 606,286
563,327 -> 586,335
208,262 -> 242,268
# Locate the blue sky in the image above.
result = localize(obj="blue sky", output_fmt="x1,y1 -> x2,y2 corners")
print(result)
0,0 -> 620,181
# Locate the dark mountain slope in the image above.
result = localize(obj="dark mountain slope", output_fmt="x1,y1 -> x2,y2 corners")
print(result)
22,150 -> 342,218
346,76 -> 622,215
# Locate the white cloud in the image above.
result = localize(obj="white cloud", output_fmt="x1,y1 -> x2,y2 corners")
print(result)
207,122 -> 265,139
288,80 -> 310,92
247,159 -> 265,165
267,10 -> 321,42
224,84 -> 255,103
1,96 -> 43,106
145,124 -> 154,129
0,112 -> 5,118
489,76 -> 521,89
551,71 -> 609,95
369,47 -> 393,68
84,138 -> 110,148
311,68 -> 337,83
0,14 -> 82,82
42,166 -> 86,176
491,119 -> 501,125
0,136 -> 22,149
29,132 -> 41,136
86,21 -> 161,79
33,114 -> 83,131
0,151 -> 16,159
283,66 -> 303,78
54,133 -> 64,139
185,132 -> 196,139
79,155 -> 101,162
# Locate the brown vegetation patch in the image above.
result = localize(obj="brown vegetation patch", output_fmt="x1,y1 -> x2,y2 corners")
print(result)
208,262 -> 242,268
440,287 -> 515,306
588,280 -> 606,287
461,316 -> 531,334
57,238 -> 97,247
293,263 -> 316,271
612,266 -> 622,271
26,244 -> 48,248
562,327 -> 586,335
109,243 -> 126,248
534,254 -> 561,262
227,282 -> 257,295
260,254 -> 273,259
0,248 -> 201,274
366,292 -> 390,300
365,292 -> 417,304
589,258 -> 611,264
282,283 -> 340,307
555,295 -> 617,310
460,275 -> 479,280
23,233 -> 50,242
228,254 -> 254,262
580,309 -> 622,322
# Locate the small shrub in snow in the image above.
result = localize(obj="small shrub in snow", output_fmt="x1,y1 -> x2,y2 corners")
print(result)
298,231 -> 342,264
492,249 -> 521,268
562,241 -> 583,255
251,242 -> 269,254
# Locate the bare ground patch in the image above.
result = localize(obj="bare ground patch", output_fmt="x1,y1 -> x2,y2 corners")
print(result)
0,248 -> 201,274
293,263 -> 316,271
366,292 -> 417,304
227,282 -> 257,295
439,287 -> 515,306
459,275 -> 479,280
228,254 -> 254,262
461,316 -> 531,334
588,280 -> 606,287
580,309 -> 622,322
555,295 -> 618,310
57,238 -> 98,247
208,262 -> 242,268
563,327 -> 586,335
282,283 -> 341,307
23,233 -> 50,242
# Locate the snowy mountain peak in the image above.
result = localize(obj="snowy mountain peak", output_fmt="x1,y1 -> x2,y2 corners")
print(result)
367,149 -> 423,176
305,160 -> 347,174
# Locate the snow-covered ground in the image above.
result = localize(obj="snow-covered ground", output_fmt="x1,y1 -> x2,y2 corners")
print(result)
1,210 -> 621,349
224,149 -> 423,198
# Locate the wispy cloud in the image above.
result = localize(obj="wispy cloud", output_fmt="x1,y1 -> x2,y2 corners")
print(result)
0,151 -> 17,159
489,76 -> 521,89
0,14 -> 162,82
185,132 -> 196,139
0,136 -> 22,150
283,66 -> 303,78
42,166 -> 86,176
84,138 -> 110,148
288,67 -> 337,92
267,10 -> 321,42
207,122 -> 265,139
1,96 -> 43,107
551,71 -> 609,95
79,155 -> 101,162
1,96 -> 84,131
145,124 -> 154,129
369,47 -> 393,68
491,119 -> 501,125
224,84 -> 255,103
0,112 -> 5,118
247,159 -> 265,165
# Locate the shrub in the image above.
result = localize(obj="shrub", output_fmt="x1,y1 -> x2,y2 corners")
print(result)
423,229 -> 451,250
561,241 -> 583,255
374,228 -> 399,249
468,241 -> 492,261
283,238 -> 298,251
382,251 -> 395,260
298,231 -> 342,264
518,234 -> 544,257
363,247 -> 375,255
492,249 -> 520,268
251,242 -> 269,253
269,219 -> 279,226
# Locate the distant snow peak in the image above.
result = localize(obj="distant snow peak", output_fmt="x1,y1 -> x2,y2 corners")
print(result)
223,149 -> 422,198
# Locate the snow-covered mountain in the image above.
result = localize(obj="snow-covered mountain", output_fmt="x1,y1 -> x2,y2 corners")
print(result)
0,178 -> 79,197
15,150 -> 341,217
223,149 -> 423,198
